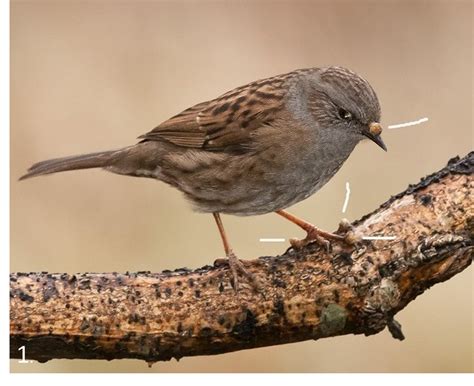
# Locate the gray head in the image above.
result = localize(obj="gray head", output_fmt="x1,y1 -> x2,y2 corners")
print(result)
306,66 -> 386,151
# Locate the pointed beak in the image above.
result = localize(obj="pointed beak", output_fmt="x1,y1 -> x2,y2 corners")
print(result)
363,122 -> 387,151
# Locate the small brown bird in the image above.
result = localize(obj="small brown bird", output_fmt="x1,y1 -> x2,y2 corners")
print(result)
21,66 -> 386,290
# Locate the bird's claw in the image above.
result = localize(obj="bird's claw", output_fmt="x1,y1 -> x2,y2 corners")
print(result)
214,252 -> 262,293
337,218 -> 362,246
289,231 -> 332,252
289,219 -> 359,252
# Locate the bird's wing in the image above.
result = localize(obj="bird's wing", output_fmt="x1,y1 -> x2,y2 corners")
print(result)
138,73 -> 295,152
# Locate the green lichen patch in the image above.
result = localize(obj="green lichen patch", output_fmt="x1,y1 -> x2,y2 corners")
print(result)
319,303 -> 347,336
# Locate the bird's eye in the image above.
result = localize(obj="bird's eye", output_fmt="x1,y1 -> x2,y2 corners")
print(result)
338,108 -> 352,121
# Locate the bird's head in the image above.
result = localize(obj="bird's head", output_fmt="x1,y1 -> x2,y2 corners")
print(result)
308,66 -> 386,151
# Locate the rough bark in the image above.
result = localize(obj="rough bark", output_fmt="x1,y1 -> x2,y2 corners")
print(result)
10,152 -> 473,363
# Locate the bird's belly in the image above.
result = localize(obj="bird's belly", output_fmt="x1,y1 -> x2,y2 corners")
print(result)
178,151 -> 346,216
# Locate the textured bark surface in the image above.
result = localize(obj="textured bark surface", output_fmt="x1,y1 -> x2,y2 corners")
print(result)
10,152 -> 473,363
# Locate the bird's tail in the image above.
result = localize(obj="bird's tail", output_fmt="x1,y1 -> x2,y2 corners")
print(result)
19,149 -> 118,180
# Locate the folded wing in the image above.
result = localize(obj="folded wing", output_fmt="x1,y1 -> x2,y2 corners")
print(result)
138,73 -> 294,153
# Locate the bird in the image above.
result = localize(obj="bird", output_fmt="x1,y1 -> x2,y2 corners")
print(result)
20,66 -> 386,291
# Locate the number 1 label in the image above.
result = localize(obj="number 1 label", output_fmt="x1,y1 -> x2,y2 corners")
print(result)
18,346 -> 31,363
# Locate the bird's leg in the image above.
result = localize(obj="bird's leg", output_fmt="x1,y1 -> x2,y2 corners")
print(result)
212,213 -> 259,292
275,209 -> 345,251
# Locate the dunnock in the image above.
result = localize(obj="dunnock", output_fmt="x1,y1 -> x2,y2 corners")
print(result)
21,66 -> 386,291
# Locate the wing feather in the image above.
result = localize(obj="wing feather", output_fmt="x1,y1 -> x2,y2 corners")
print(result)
138,71 -> 301,152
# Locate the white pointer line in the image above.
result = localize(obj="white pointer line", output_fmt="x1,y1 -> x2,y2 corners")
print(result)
342,182 -> 350,214
388,117 -> 428,129
259,238 -> 286,243
362,236 -> 397,240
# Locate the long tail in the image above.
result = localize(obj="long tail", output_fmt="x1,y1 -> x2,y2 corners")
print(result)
19,150 -> 118,180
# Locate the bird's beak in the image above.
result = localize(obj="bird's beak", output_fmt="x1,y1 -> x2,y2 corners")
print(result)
363,122 -> 387,151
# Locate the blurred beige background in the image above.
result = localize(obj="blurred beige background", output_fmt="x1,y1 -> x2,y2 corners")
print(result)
10,0 -> 472,373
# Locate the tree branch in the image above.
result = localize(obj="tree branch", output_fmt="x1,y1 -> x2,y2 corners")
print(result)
10,152 -> 473,363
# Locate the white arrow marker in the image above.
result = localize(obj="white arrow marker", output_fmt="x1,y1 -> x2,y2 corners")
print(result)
388,117 -> 428,129
342,182 -> 350,213
259,238 -> 286,243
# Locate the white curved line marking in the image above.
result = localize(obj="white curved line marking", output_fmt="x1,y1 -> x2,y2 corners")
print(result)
342,182 -> 350,213
388,117 -> 428,129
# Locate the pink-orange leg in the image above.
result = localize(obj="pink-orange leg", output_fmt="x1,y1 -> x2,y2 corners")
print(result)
213,213 -> 259,292
275,209 -> 344,250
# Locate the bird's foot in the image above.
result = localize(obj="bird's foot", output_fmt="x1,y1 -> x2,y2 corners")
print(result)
335,218 -> 360,245
214,251 -> 261,293
289,230 -> 340,252
289,218 -> 358,252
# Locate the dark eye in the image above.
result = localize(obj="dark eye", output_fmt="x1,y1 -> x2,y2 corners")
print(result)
338,108 -> 352,121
